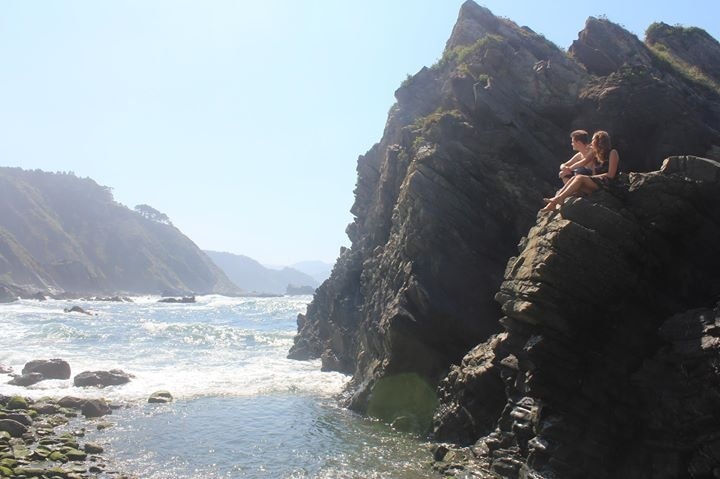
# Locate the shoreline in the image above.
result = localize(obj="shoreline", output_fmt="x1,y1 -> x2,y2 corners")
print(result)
0,394 -> 134,479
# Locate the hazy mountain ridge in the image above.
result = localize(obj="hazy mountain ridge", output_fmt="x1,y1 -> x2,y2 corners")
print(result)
0,167 -> 240,298
204,250 -> 319,295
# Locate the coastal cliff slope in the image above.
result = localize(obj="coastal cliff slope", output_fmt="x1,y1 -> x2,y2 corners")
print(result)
433,156 -> 720,478
0,167 -> 239,297
288,0 -> 720,427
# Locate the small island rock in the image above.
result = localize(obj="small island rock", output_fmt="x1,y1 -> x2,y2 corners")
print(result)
63,305 -> 93,315
158,295 -> 196,303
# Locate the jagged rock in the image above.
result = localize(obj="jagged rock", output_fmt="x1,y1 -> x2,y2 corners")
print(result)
73,369 -> 133,388
289,0 -> 720,435
645,21 -> 720,83
289,0 -> 720,437
433,157 -> 720,478
22,359 -> 71,380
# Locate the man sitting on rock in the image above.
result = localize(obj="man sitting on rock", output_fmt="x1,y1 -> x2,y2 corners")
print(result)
558,130 -> 596,184
542,130 -> 620,212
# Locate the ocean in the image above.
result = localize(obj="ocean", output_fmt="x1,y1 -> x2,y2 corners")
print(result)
0,295 -> 440,478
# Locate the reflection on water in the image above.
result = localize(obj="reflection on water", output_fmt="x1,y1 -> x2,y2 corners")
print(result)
90,395 -> 440,479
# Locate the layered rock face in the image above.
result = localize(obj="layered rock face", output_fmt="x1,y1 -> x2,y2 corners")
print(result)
433,157 -> 720,478
289,0 -> 720,429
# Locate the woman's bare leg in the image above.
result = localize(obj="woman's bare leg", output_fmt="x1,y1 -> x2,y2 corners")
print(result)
541,176 -> 598,211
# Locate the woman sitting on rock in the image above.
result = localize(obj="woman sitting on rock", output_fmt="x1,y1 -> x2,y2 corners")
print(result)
541,130 -> 619,212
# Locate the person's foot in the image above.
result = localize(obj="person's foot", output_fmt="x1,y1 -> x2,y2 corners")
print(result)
540,201 -> 558,212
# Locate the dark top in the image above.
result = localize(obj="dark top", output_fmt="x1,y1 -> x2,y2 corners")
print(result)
594,159 -> 609,175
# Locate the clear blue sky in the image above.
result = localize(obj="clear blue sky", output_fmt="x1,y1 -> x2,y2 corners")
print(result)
1,1 -> 718,265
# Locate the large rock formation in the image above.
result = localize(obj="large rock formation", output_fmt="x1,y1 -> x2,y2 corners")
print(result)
433,156 -> 720,478
289,0 -> 720,430
0,168 -> 240,296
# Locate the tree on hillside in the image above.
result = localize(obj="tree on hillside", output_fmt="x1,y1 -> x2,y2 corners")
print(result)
134,204 -> 173,225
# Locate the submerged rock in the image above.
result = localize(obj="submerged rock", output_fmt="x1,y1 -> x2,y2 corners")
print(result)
8,372 -> 45,387
63,305 -> 93,315
147,390 -> 173,404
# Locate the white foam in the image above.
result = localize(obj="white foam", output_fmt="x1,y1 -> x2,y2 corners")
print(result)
0,295 -> 345,404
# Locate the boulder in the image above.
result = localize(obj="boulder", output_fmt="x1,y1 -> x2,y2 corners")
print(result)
8,372 -> 45,387
73,369 -> 133,388
57,396 -> 86,409
81,399 -> 111,418
30,402 -> 60,415
5,395 -> 29,410
0,419 -> 27,437
147,391 -> 173,404
3,413 -> 32,427
22,359 -> 71,380
83,442 -> 104,454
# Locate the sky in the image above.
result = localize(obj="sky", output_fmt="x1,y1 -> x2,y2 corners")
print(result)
1,1 -> 718,266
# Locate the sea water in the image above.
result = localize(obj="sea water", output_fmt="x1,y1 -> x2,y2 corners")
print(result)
0,295 -> 440,478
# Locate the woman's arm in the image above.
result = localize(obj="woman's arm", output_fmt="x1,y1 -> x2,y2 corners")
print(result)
606,149 -> 619,178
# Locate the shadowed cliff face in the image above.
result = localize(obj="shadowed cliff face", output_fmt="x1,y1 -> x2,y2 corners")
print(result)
288,0 -> 720,431
433,156 -> 720,478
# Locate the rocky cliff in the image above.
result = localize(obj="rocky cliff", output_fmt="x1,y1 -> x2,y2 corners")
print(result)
288,0 -> 720,435
0,168 -> 239,298
433,156 -> 720,478
290,0 -> 720,414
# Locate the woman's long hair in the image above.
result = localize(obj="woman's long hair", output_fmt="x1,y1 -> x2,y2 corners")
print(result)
592,131 -> 612,164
